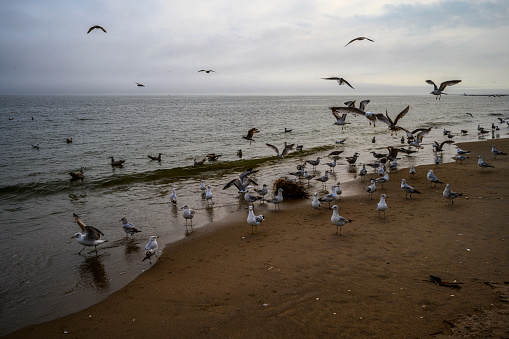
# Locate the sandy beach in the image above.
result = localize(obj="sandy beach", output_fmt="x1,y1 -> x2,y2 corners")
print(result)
6,138 -> 508,338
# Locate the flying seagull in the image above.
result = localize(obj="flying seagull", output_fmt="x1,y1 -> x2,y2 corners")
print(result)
135,82 -> 145,87
87,25 -> 106,34
345,36 -> 374,47
242,128 -> 260,144
425,80 -> 462,100
321,77 -> 354,89
198,70 -> 216,73
266,143 -> 294,159
375,106 -> 410,134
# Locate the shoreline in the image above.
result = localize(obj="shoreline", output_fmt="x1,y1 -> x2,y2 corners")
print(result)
6,138 -> 509,338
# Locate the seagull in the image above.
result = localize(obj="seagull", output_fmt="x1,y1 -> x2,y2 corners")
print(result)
32,144 -> 40,150
375,106 -> 410,134
346,152 -> 360,165
491,145 -> 507,159
242,128 -> 260,144
244,186 -> 262,206
284,127 -> 292,133
247,206 -> 264,234
303,171 -> 315,185
306,157 -> 321,170
331,205 -> 352,235
434,155 -> 442,167
237,149 -> 243,158
198,69 -> 216,73
457,147 -> 471,155
87,25 -> 106,34
147,153 -> 162,161
200,180 -> 206,193
169,188 -> 177,204
204,185 -> 213,206
266,188 -> 283,210
409,165 -> 416,177
427,169 -> 443,187
365,179 -> 377,199
477,155 -> 494,172
255,184 -> 268,202
206,154 -> 222,161
321,77 -> 355,89
329,102 -> 382,126
120,217 -> 142,237
433,140 -> 453,153
69,167 -> 85,181
311,192 -> 321,210
142,236 -> 158,263
345,36 -> 374,47
401,179 -> 421,199
326,158 -> 337,172
71,213 -> 107,254
374,171 -> 389,188
266,143 -> 294,159
110,156 -> 125,166
425,80 -> 462,100
318,185 -> 337,208
330,108 -> 351,129
376,194 -> 388,218
135,82 -> 145,87
443,184 -> 463,205
182,205 -> 195,232
359,164 -> 368,180
335,182 -> 342,198
336,138 -> 347,144
454,155 -> 469,163
223,168 -> 258,193
315,171 -> 330,189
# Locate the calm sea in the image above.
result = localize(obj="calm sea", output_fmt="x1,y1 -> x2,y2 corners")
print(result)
0,94 -> 507,335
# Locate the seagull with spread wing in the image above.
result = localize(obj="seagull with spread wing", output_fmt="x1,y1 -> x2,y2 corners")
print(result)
242,128 -> 260,144
345,36 -> 374,47
321,77 -> 355,89
266,142 -> 294,159
71,213 -> 107,254
375,105 -> 410,134
426,80 -> 462,100
87,25 -> 106,34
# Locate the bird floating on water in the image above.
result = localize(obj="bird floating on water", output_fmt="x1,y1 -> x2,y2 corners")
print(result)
148,153 -> 162,161
71,213 -> 107,254
69,167 -> 85,181
425,80 -> 462,100
344,36 -> 374,47
87,25 -> 106,34
110,156 -> 125,166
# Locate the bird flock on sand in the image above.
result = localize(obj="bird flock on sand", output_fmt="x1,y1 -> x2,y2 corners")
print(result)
68,26 -> 505,262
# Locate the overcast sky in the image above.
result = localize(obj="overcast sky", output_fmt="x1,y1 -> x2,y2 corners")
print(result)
1,0 -> 508,95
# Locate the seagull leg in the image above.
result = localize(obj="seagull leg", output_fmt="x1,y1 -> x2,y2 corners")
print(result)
78,246 -> 86,255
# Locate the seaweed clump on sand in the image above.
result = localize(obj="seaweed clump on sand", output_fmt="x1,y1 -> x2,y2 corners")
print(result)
273,177 -> 309,199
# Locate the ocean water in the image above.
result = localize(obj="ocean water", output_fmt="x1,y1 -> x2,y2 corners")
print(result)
0,94 -> 507,335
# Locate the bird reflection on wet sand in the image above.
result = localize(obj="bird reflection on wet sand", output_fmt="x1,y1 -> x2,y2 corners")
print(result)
78,254 -> 110,290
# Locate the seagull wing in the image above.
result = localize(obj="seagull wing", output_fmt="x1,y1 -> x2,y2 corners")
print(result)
365,37 -> 374,42
375,111 -> 392,127
73,213 -> 87,233
345,37 -> 360,46
340,78 -> 355,89
330,106 -> 367,117
321,77 -> 340,80
426,80 -> 438,90
330,109 -> 342,120
85,226 -> 104,240
359,100 -> 370,111
439,80 -> 462,91
223,178 -> 241,190
266,143 -> 280,155
393,105 -> 410,125
344,100 -> 356,107
246,128 -> 259,139
281,144 -> 295,157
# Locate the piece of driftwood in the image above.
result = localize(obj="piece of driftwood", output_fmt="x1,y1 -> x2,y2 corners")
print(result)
425,275 -> 462,289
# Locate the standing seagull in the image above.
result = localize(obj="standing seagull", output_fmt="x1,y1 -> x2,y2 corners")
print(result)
182,205 -> 195,233
242,128 -> 260,144
331,205 -> 352,236
266,188 -> 284,210
247,206 -> 264,234
365,179 -> 377,199
477,155 -> 494,172
425,80 -> 462,100
427,169 -> 443,187
204,185 -> 213,206
321,77 -> 355,89
376,194 -> 388,218
142,236 -> 158,263
71,213 -> 107,254
87,25 -> 106,33
120,217 -> 142,237
311,192 -> 321,211
318,185 -> 337,208
170,188 -> 177,205
401,179 -> 422,199
491,145 -> 507,159
443,184 -> 463,205
345,36 -> 374,46
306,157 -> 321,170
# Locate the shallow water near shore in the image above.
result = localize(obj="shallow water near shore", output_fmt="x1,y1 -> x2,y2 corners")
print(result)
0,94 -> 508,335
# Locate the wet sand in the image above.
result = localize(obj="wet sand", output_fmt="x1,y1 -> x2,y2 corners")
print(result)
7,139 -> 509,338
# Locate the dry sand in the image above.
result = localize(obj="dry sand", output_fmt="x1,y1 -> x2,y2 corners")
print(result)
6,139 -> 509,338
